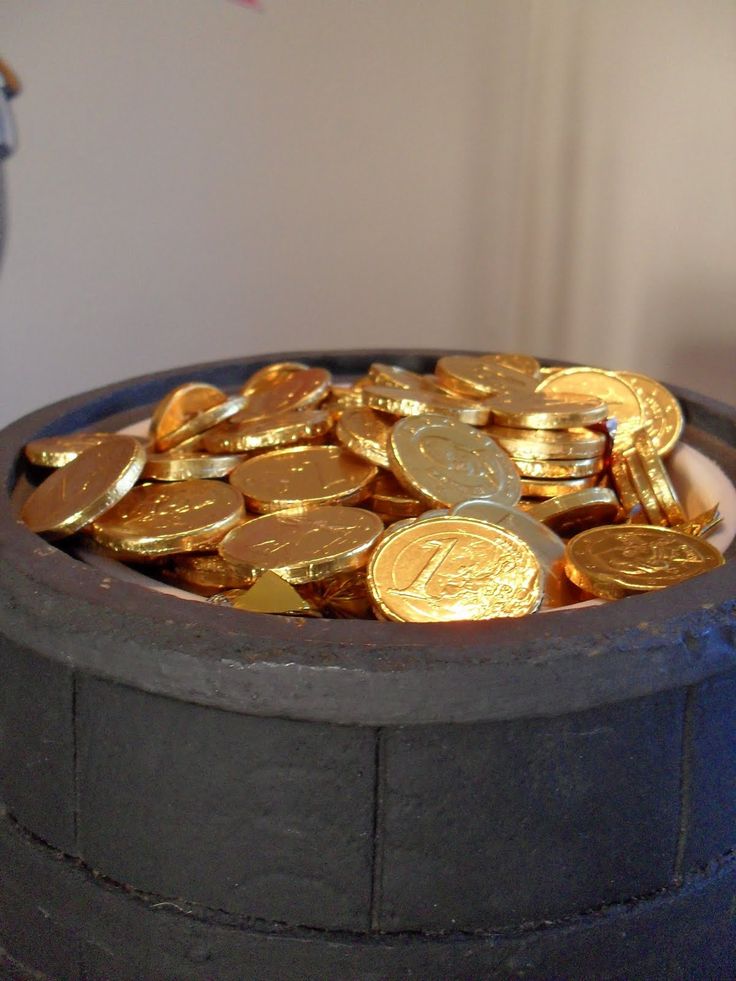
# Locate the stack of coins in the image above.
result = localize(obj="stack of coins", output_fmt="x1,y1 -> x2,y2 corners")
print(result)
20,354 -> 725,622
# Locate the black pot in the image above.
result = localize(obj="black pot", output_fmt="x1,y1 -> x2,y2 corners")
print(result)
1,351 -> 735,980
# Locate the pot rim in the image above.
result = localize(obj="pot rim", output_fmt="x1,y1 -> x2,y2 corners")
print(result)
1,349 -> 734,725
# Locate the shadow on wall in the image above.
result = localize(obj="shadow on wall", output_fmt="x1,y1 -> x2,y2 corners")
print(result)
642,280 -> 735,406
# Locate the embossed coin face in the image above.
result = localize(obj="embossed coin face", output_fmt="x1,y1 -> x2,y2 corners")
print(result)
89,479 -> 245,558
367,515 -> 543,622
565,525 -> 724,599
218,505 -> 384,583
150,383 -> 226,446
619,371 -> 683,457
487,391 -> 607,430
389,414 -> 521,508
435,355 -> 537,399
336,406 -> 394,468
229,445 -> 377,513
238,367 -> 331,420
536,367 -> 644,440
451,499 -> 572,608
21,435 -> 147,539
203,408 -> 332,454
24,432 -> 119,468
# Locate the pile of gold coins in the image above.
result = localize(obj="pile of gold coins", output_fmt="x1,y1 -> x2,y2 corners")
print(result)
20,354 -> 725,622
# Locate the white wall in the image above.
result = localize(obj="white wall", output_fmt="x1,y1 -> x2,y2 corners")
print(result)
1,0 -> 734,427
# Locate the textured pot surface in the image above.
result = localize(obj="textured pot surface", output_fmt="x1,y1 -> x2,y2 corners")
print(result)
1,351 -> 735,980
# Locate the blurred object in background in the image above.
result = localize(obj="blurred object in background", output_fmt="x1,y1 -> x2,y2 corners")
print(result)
0,0 -> 733,426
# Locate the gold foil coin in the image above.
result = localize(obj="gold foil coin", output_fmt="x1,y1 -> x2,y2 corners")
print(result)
238,367 -> 331,420
229,444 -> 377,513
565,525 -> 725,599
367,515 -> 543,622
623,445 -> 665,525
480,352 -> 542,378
24,432 -> 119,468
536,367 -> 644,440
367,362 -> 433,390
435,355 -> 537,399
203,408 -> 332,454
520,474 -> 599,499
632,428 -> 686,526
511,455 -> 605,480
150,382 -> 227,447
89,479 -> 245,559
371,471 -> 425,518
361,385 -> 490,426
487,391 -> 608,430
485,424 -> 607,461
21,435 -> 147,539
156,395 -> 249,452
336,406 -> 393,468
388,414 -> 522,508
240,362 -> 310,399
211,571 -> 316,615
218,505 -> 384,584
163,552 -> 252,595
450,498 -> 572,608
142,451 -> 244,481
528,487 -> 620,536
619,371 -> 684,457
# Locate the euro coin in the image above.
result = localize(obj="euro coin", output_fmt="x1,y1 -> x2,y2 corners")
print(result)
21,435 -> 146,539
565,525 -> 725,599
619,371 -> 684,457
450,498 -> 573,608
202,408 -> 332,453
229,444 -> 377,513
536,367 -> 644,440
367,515 -> 543,622
388,414 -> 521,508
528,487 -> 620,536
89,479 -> 245,559
218,505 -> 384,583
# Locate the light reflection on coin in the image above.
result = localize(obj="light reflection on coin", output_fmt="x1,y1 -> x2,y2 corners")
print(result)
218,505 -> 384,583
150,382 -> 226,448
435,355 -> 537,399
142,451 -> 244,481
238,367 -> 331,420
203,408 -> 332,453
619,371 -> 684,457
389,414 -> 521,508
229,445 -> 377,513
528,488 -> 620,536
336,406 -> 393,468
24,432 -> 119,469
362,385 -> 490,426
21,435 -> 146,539
367,515 -> 543,622
156,395 -> 249,452
487,391 -> 607,430
485,424 -> 607,461
89,479 -> 245,559
565,525 -> 724,599
536,367 -> 644,440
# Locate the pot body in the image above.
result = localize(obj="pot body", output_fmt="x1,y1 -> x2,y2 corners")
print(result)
1,352 -> 735,980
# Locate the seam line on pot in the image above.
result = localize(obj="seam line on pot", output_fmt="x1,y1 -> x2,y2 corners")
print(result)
369,727 -> 385,931
72,673 -> 79,850
673,683 -> 696,884
2,808 -> 735,943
